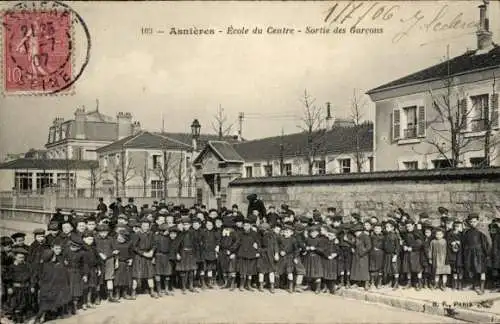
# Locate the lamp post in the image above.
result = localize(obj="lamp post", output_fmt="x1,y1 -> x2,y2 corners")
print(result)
190,119 -> 201,197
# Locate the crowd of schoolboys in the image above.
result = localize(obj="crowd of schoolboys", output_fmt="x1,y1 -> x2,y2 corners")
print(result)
1,196 -> 500,324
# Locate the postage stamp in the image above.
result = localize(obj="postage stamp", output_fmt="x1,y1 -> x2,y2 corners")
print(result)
1,1 -> 90,95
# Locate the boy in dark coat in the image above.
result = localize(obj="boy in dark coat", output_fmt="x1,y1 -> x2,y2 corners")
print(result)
401,221 -> 424,290
191,217 -> 205,289
421,225 -> 434,289
175,216 -> 199,294
321,227 -> 340,294
383,220 -> 400,289
463,213 -> 490,295
11,233 -> 29,251
278,225 -> 303,293
5,247 -> 34,323
201,220 -> 221,289
154,223 -> 174,296
490,221 -> 500,291
369,223 -> 384,289
219,219 -> 239,290
132,219 -> 158,298
82,230 -> 100,309
338,224 -> 354,288
64,236 -> 88,315
264,206 -> 280,228
351,224 -> 371,290
33,242 -> 71,323
28,228 -> 50,315
303,225 -> 325,293
113,229 -> 134,299
95,224 -> 119,303
256,223 -> 279,293
447,221 -> 465,290
1,236 -> 13,312
236,219 -> 261,291
45,222 -> 61,247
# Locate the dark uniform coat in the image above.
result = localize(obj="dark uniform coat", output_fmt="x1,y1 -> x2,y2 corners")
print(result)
462,227 -> 490,275
257,231 -> 279,274
350,232 -> 372,281
154,234 -> 173,276
64,248 -> 88,298
219,229 -> 239,273
114,239 -> 133,286
446,231 -> 464,273
37,253 -> 71,312
383,232 -> 401,276
132,231 -> 156,279
401,230 -> 424,274
175,230 -> 198,272
321,238 -> 339,280
369,233 -> 384,273
302,236 -> 325,279
236,230 -> 260,276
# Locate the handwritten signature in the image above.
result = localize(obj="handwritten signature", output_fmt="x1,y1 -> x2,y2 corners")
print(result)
323,1 -> 478,43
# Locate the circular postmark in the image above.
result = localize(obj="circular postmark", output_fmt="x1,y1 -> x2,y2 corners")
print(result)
2,1 -> 91,95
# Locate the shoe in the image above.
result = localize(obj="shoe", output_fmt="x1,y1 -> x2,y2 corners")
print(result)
82,304 -> 88,311
294,286 -> 303,293
108,296 -> 120,303
130,291 -> 137,300
258,284 -> 264,292
287,281 -> 294,293
269,284 -> 275,294
95,297 -> 101,305
392,281 -> 399,291
150,291 -> 159,299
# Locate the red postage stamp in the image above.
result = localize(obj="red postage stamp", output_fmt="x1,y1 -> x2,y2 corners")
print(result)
2,1 -> 89,95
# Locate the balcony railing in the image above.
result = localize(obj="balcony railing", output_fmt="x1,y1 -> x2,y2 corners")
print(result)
404,127 -> 417,139
470,119 -> 486,132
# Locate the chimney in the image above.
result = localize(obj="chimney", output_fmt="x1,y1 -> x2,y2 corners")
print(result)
116,112 -> 133,140
325,102 -> 334,129
132,121 -> 141,135
477,0 -> 493,52
74,107 -> 86,139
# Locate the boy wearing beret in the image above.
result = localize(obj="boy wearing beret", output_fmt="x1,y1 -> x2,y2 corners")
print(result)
369,223 -> 384,289
400,221 -> 424,290
201,220 -> 221,289
154,223 -> 174,296
277,225 -> 304,293
256,222 -> 279,293
350,224 -> 372,291
81,231 -> 100,309
219,218 -> 238,290
113,228 -> 134,300
235,219 -> 261,292
175,217 -> 199,294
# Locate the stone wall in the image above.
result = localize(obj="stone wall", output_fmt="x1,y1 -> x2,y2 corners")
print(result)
228,168 -> 500,222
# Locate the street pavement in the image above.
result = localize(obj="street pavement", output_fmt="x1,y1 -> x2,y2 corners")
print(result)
50,289 -> 461,324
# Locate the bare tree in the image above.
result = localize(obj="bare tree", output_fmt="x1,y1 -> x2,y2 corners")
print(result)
483,73 -> 500,167
298,89 -> 327,175
154,147 -> 175,199
211,105 -> 234,139
139,151 -> 149,197
85,164 -> 103,198
350,89 -> 371,172
111,147 -> 135,197
173,151 -> 185,197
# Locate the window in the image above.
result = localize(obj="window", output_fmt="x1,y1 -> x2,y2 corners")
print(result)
15,172 -> 32,191
470,94 -> 489,132
313,160 -> 326,175
403,161 -> 419,170
48,128 -> 55,144
264,164 -> 273,177
186,156 -> 191,169
393,105 -> 425,140
432,159 -> 453,169
152,154 -> 161,169
151,180 -> 163,198
339,159 -> 351,173
61,124 -> 67,139
73,147 -> 84,160
284,163 -> 292,176
368,156 -> 374,172
245,166 -> 253,178
470,157 -> 486,168
56,173 -> 74,188
403,106 -> 417,139
36,173 -> 54,191
253,163 -> 261,177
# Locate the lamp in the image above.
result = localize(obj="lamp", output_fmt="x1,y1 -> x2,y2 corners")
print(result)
191,119 -> 201,139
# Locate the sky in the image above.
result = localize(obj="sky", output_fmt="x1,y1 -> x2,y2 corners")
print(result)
1,1 -> 499,160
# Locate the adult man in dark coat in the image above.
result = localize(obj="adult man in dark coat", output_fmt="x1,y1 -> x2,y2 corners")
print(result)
109,198 -> 124,217
97,198 -> 107,214
125,198 -> 139,218
247,194 -> 266,219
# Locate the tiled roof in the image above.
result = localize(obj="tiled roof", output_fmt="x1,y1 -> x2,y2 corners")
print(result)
209,141 -> 244,163
0,158 -> 98,170
96,131 -> 193,153
367,45 -> 500,94
158,132 -> 240,149
232,123 -> 373,161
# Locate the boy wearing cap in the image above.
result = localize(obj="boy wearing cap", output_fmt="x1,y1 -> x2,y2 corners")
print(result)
303,225 -> 325,294
95,224 -> 119,304
201,220 -> 221,289
235,219 -> 261,292
81,231 -> 100,309
45,222 -> 60,247
264,206 -> 280,228
64,236 -> 88,315
369,223 -> 384,289
191,217 -> 205,289
383,220 -> 400,289
132,219 -> 158,298
154,223 -> 174,296
447,221 -> 464,290
256,223 -> 279,293
176,217 -> 199,294
338,224 -> 354,288
113,228 -> 134,300
350,224 -> 371,291
278,225 -> 304,293
219,219 -> 238,290
11,233 -> 29,251
5,247 -> 34,323
463,213 -> 490,295
400,221 -> 424,290
421,224 -> 434,289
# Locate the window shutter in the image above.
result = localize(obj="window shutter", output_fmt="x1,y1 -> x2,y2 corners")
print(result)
459,98 -> 468,129
492,93 -> 499,128
417,105 -> 426,137
393,109 -> 401,140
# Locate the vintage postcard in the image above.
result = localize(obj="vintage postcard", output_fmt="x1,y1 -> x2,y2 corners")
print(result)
1,1 -> 500,324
